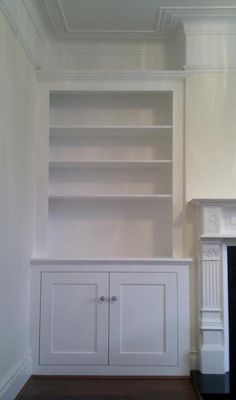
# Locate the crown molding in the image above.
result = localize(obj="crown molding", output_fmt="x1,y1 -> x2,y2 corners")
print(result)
22,0 -> 51,50
161,6 -> 236,69
3,1 -> 236,72
36,69 -> 189,82
163,6 -> 236,34
163,6 -> 236,19
44,0 -> 178,40
0,0 -> 46,68
44,0 -> 64,39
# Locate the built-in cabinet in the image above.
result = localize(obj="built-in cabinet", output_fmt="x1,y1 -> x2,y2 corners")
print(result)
40,271 -> 177,366
32,73 -> 190,376
31,261 -> 190,375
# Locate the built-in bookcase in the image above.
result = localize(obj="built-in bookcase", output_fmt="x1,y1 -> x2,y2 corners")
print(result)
47,91 -> 173,258
32,75 -> 189,377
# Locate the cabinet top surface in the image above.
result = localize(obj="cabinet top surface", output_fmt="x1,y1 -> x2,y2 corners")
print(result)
31,257 -> 192,266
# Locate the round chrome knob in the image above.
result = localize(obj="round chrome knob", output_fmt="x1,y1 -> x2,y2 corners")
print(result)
111,296 -> 117,302
100,296 -> 105,301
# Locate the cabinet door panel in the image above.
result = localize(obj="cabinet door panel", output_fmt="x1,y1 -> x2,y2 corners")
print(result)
109,273 -> 178,366
40,272 -> 109,365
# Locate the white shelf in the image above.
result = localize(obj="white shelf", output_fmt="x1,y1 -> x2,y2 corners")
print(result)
49,160 -> 172,168
49,194 -> 172,201
31,257 -> 192,266
50,125 -> 173,130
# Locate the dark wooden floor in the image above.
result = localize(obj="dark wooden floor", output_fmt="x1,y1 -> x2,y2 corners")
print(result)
16,376 -> 200,400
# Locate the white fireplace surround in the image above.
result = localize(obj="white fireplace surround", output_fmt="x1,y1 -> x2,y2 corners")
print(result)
194,199 -> 236,374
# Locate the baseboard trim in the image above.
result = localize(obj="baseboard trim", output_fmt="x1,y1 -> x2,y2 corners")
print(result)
0,354 -> 32,400
190,350 -> 199,370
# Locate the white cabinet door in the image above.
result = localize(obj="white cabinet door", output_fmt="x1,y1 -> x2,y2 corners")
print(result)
109,273 -> 178,366
40,272 -> 109,365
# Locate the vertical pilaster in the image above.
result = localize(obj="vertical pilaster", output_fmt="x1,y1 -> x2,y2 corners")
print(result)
200,241 -> 225,373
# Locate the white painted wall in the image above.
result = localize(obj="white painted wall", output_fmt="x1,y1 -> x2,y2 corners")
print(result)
46,38 -> 185,71
185,73 -> 236,201
184,72 -> 236,369
0,9 -> 35,397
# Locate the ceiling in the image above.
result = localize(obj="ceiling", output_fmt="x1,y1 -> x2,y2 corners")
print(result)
24,0 -> 236,41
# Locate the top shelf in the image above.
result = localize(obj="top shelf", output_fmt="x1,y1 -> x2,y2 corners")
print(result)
50,125 -> 172,131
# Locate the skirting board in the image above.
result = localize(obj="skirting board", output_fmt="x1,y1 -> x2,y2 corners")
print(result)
0,354 -> 32,400
190,350 -> 199,371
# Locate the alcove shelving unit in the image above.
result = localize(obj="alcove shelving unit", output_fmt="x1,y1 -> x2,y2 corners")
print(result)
31,72 -> 190,376
48,91 -> 173,259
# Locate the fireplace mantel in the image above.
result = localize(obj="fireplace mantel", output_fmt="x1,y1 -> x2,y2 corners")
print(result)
193,199 -> 236,374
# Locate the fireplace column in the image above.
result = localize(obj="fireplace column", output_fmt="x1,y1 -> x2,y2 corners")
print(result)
200,240 -> 225,373
193,200 -> 236,374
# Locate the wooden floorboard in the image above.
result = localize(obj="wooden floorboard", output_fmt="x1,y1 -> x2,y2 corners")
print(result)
16,376 -> 200,400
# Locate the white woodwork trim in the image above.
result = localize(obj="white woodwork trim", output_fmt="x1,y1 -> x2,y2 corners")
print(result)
184,66 -> 236,72
172,81 -> 185,258
163,6 -> 236,23
36,70 -> 188,83
190,350 -> 199,370
193,199 -> 236,374
163,6 -> 236,69
193,199 -> 236,206
33,83 -> 49,257
162,6 -> 236,30
22,0 -> 51,50
3,1 -> 236,71
31,365 -> 189,376
31,258 -> 192,266
36,69 -> 236,84
0,353 -> 32,400
0,0 -> 46,68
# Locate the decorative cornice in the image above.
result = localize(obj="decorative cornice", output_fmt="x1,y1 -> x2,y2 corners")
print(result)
22,0 -> 50,50
0,0 -> 46,68
163,6 -> 236,19
163,6 -> 236,35
3,2 -> 236,72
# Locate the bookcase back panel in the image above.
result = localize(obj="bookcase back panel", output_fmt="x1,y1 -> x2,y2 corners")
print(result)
48,199 -> 172,258
49,165 -> 172,196
50,92 -> 172,126
49,132 -> 172,161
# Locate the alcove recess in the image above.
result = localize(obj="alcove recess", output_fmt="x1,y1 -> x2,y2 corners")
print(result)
48,91 -> 173,259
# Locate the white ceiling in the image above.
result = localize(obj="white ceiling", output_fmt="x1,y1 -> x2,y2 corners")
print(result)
24,0 -> 236,41
43,0 -> 177,39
